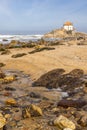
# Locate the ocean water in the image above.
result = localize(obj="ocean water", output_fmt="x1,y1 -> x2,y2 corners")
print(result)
0,34 -> 43,44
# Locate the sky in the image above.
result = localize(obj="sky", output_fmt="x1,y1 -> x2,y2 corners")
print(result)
0,0 -> 87,34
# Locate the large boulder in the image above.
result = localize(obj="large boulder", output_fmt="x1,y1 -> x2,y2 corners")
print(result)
33,69 -> 84,91
33,68 -> 65,87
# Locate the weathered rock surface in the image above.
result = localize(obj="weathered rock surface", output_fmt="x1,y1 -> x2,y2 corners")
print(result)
43,28 -> 87,39
0,70 -> 5,78
64,128 -> 73,130
22,104 -> 43,119
53,115 -> 76,130
0,113 -> 6,129
57,99 -> 87,108
33,68 -> 65,87
33,69 -> 85,91
30,104 -> 43,116
5,98 -> 17,106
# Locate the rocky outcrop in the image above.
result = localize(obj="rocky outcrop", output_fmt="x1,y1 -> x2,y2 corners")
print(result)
43,28 -> 87,39
43,29 -> 74,38
33,69 -> 85,91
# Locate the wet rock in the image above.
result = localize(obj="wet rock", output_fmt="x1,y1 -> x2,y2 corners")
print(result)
33,69 -> 84,91
0,71 -> 5,78
69,69 -> 84,78
57,99 -> 87,108
83,86 -> 87,93
5,87 -> 16,91
3,92 -> 12,97
29,46 -> 55,54
0,63 -> 5,68
0,113 -> 6,129
85,82 -> 87,87
5,98 -> 17,106
75,111 -> 87,127
82,105 -> 87,111
55,75 -> 84,91
13,113 -> 22,122
53,115 -> 76,130
78,115 -> 87,127
8,120 -> 17,127
33,68 -> 65,87
22,106 -> 31,119
0,107 -> 11,115
12,53 -> 27,58
3,76 -> 16,83
29,92 -> 41,98
22,104 -> 43,119
3,126 -> 7,130
10,40 -> 19,45
1,50 -> 11,55
4,114 -> 11,120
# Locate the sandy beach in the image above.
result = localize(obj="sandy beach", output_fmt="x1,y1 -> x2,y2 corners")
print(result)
1,44 -> 87,80
0,0 -> 87,129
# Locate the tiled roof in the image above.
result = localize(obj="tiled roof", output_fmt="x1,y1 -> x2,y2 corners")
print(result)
64,21 -> 73,26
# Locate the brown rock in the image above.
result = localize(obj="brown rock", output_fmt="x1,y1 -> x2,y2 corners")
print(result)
79,115 -> 87,127
0,70 -> 5,78
77,111 -> 87,127
0,113 -> 6,129
9,120 -> 17,127
57,99 -> 87,108
30,104 -> 43,116
33,68 -> 65,88
22,106 -> 31,119
53,115 -> 76,130
3,92 -> 12,97
83,87 -> 87,93
33,69 -> 84,91
5,98 -> 17,106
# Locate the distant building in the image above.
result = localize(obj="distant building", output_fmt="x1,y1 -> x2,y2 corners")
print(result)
63,21 -> 74,31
